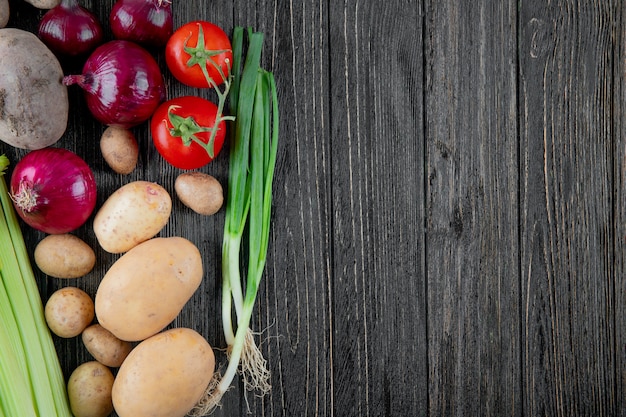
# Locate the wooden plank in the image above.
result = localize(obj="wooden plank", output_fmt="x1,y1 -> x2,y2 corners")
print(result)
617,4 -> 626,415
328,1 -> 427,416
424,1 -> 521,415
518,1 -> 619,415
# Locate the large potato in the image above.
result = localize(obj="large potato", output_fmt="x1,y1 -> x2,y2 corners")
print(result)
95,237 -> 203,341
112,328 -> 215,417
0,28 -> 68,149
93,181 -> 171,253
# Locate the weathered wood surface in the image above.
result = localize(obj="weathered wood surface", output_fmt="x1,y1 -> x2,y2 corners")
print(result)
1,0 -> 624,416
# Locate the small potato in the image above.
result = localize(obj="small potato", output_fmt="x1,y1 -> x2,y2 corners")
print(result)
82,324 -> 133,367
95,237 -> 203,341
68,361 -> 114,417
34,234 -> 96,279
100,126 -> 139,174
112,328 -> 215,417
175,172 -> 223,216
93,181 -> 172,253
45,287 -> 94,338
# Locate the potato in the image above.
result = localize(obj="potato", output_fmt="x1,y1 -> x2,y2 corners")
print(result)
0,28 -> 68,150
112,328 -> 215,417
34,234 -> 96,279
100,126 -> 139,174
68,361 -> 114,417
95,237 -> 203,341
23,0 -> 61,8
175,172 -> 223,216
45,287 -> 94,338
0,0 -> 9,28
93,181 -> 172,253
82,324 -> 133,368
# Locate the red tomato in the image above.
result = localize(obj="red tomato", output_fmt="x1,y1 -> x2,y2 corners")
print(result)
150,96 -> 226,170
165,20 -> 233,88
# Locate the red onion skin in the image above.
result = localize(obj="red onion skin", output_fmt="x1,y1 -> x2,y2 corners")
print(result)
38,0 -> 104,56
10,148 -> 97,234
63,40 -> 166,128
110,0 -> 173,47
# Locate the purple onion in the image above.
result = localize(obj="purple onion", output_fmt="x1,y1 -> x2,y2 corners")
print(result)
38,0 -> 104,56
10,147 -> 97,234
63,40 -> 166,128
110,0 -> 173,47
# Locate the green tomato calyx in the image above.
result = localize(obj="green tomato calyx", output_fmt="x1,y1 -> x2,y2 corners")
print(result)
166,105 -> 217,158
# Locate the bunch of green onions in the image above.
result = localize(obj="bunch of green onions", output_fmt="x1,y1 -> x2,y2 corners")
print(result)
0,154 -> 73,417
193,26 -> 279,414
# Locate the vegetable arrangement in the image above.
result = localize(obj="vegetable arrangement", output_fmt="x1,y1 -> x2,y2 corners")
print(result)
0,2 -> 280,416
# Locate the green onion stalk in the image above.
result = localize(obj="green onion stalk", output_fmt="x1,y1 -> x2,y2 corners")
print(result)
191,27 -> 279,415
0,155 -> 73,416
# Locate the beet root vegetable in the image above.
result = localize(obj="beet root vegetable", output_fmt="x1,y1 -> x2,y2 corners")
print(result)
0,28 -> 69,149
0,0 -> 9,28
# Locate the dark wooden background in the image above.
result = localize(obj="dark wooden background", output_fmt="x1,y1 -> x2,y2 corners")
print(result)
1,0 -> 624,416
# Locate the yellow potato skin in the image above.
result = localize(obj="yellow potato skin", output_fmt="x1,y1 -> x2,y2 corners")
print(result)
68,361 -> 114,417
34,234 -> 96,279
82,324 -> 133,368
93,181 -> 172,253
95,237 -> 203,342
112,328 -> 215,417
45,287 -> 94,338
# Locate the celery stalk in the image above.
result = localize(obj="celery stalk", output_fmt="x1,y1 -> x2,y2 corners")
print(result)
0,155 -> 73,417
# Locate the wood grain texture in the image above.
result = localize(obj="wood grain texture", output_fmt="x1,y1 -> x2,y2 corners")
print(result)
617,4 -> 626,416
519,0 -> 619,415
425,1 -> 521,416
328,2 -> 426,416
1,0 -> 625,416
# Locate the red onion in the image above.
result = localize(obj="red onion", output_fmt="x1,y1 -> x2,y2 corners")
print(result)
110,0 -> 173,47
63,40 -> 166,128
10,148 -> 97,234
38,0 -> 104,56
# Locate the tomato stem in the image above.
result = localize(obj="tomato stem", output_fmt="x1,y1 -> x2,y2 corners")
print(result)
181,23 -> 235,161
